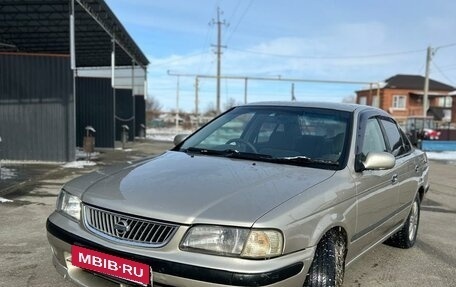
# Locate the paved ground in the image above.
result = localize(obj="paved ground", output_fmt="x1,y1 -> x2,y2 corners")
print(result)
0,141 -> 455,287
0,140 -> 173,287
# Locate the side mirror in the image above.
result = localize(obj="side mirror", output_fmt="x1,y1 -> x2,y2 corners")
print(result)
173,134 -> 189,146
362,152 -> 395,171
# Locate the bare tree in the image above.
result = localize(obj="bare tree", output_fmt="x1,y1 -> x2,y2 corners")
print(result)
223,97 -> 241,111
342,95 -> 356,103
204,102 -> 217,117
146,96 -> 163,115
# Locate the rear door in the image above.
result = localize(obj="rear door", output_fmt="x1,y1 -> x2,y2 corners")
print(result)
378,118 -> 416,208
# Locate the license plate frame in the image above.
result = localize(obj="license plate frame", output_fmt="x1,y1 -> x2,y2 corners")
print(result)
71,245 -> 151,286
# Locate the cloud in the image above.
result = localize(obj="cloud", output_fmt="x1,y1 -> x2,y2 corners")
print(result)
146,19 -> 453,112
106,0 -> 216,36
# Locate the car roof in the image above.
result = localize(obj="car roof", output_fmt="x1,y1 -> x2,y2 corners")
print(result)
243,101 -> 374,113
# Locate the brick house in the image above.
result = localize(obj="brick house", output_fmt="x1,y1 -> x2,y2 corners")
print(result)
355,74 -> 455,125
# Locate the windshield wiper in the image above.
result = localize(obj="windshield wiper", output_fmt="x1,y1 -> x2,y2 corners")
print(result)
270,156 -> 339,166
183,147 -> 241,156
222,150 -> 273,160
183,148 -> 338,166
183,147 -> 272,160
183,147 -> 222,155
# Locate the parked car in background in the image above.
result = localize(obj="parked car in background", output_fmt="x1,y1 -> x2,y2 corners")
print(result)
47,102 -> 429,287
422,128 -> 441,140
405,116 -> 440,145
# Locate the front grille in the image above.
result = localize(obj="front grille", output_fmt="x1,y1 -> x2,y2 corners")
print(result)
83,205 -> 178,247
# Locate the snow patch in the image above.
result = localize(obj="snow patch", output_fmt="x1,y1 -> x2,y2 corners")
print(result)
0,197 -> 13,203
62,161 -> 97,169
114,147 -> 133,151
0,160 -> 61,165
146,128 -> 193,143
426,151 -> 456,161
0,167 -> 17,180
75,149 -> 99,160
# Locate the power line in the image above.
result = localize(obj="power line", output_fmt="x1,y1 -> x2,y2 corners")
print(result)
224,0 -> 254,45
196,29 -> 213,74
227,47 -> 426,60
432,61 -> 455,85
417,62 -> 426,75
225,0 -> 242,34
150,51 -> 211,68
440,66 -> 456,72
435,42 -> 456,50
197,3 -> 219,74
437,63 -> 456,70
152,41 -> 455,70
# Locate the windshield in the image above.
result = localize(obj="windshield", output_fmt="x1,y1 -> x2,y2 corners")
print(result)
178,106 -> 351,169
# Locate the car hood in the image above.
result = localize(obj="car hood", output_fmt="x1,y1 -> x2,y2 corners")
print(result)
78,151 -> 335,227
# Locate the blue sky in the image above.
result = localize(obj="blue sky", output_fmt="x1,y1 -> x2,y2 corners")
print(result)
105,0 -> 456,112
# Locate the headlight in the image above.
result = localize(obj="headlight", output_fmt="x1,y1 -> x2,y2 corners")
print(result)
56,189 -> 81,221
180,225 -> 283,259
181,226 -> 249,256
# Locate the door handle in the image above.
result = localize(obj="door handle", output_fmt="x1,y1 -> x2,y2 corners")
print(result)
391,174 -> 398,184
414,165 -> 419,173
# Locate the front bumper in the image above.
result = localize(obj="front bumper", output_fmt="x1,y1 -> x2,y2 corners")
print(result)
46,213 -> 314,287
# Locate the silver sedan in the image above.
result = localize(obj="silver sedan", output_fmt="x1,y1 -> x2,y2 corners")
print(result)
47,102 -> 429,287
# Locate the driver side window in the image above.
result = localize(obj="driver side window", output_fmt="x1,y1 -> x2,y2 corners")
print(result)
198,113 -> 254,147
361,118 -> 387,159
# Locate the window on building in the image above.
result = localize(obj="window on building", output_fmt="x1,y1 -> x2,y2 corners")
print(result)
437,96 -> 452,108
359,96 -> 367,105
372,96 -> 379,108
392,95 -> 406,109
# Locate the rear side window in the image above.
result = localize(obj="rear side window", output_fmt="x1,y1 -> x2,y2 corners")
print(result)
380,119 -> 407,157
399,128 -> 412,154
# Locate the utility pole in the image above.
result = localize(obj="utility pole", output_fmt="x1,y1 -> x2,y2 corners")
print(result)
211,7 -> 227,114
175,76 -> 180,130
291,83 -> 296,101
195,77 -> 199,125
423,46 -> 433,117
244,78 -> 248,104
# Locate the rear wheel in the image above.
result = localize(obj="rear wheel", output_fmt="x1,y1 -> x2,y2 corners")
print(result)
385,194 -> 420,249
304,229 -> 346,287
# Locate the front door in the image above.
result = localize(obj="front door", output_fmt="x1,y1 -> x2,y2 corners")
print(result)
350,117 -> 400,256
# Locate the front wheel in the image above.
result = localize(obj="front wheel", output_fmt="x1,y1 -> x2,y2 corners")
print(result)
385,194 -> 420,249
304,229 -> 346,287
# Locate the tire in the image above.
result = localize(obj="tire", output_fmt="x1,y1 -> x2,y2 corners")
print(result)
385,194 -> 420,249
304,229 -> 346,287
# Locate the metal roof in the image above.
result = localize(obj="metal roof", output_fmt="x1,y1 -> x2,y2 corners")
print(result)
0,0 -> 149,68
384,74 -> 454,91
